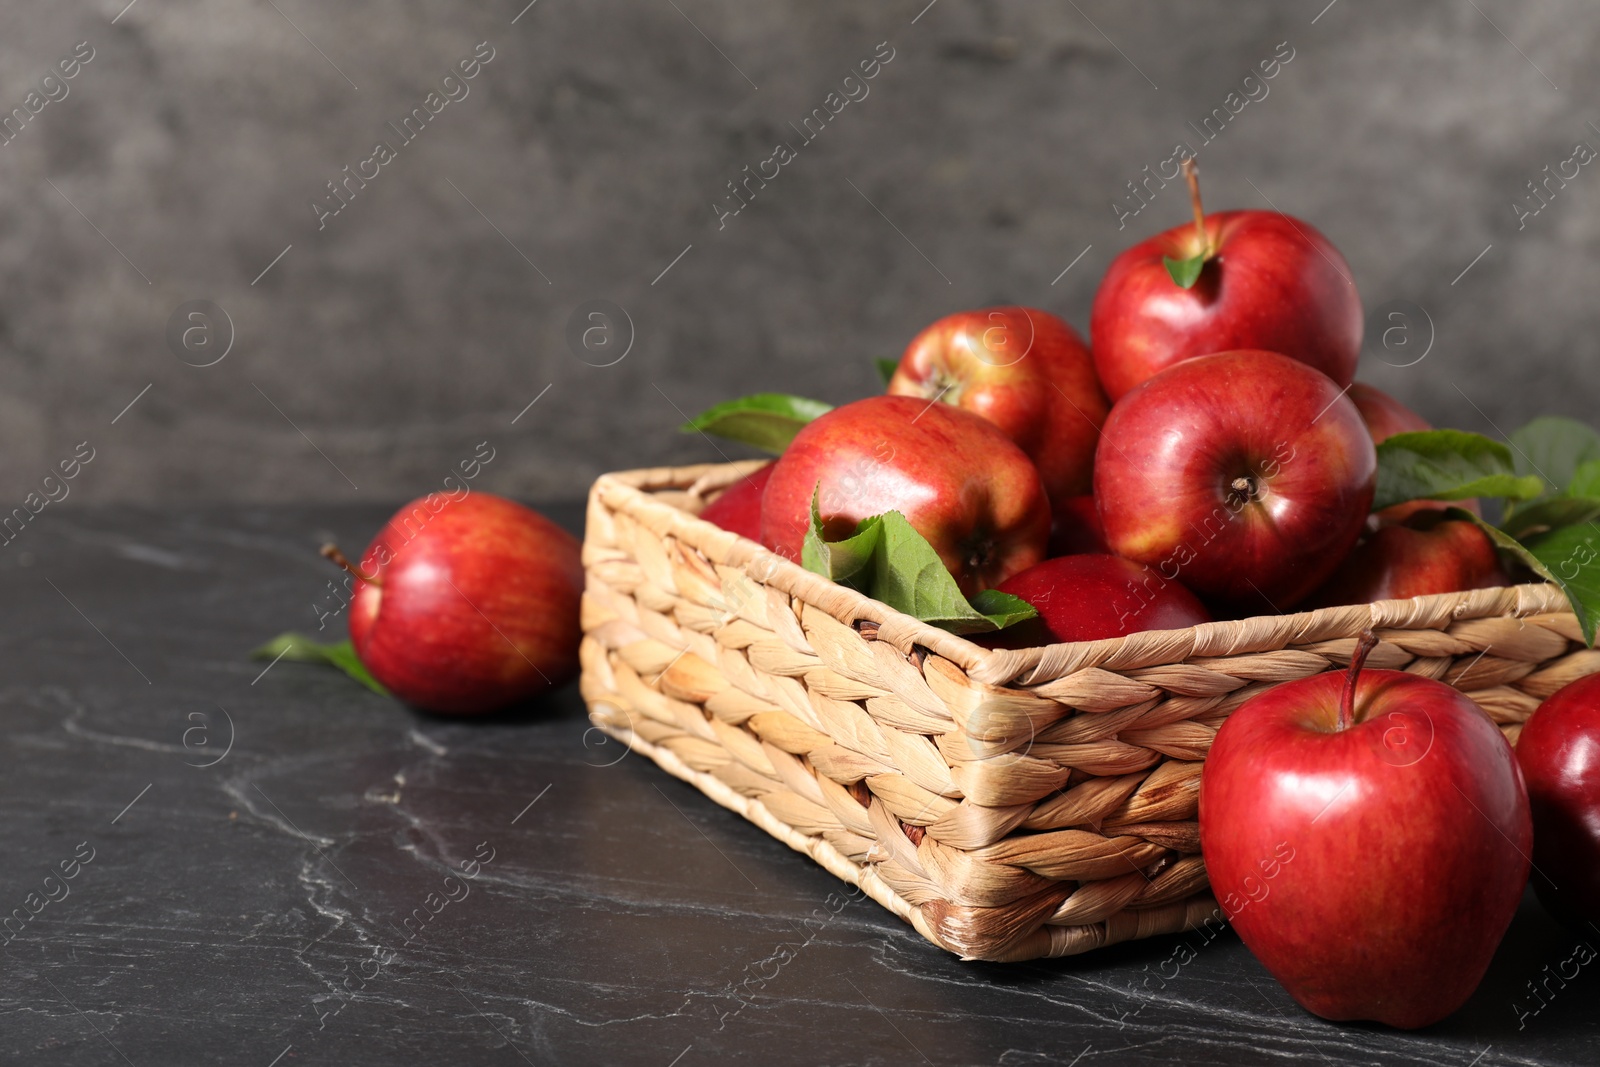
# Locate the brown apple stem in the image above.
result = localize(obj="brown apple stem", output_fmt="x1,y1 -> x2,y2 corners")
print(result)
320,542 -> 381,586
1182,158 -> 1208,255
1338,630 -> 1379,732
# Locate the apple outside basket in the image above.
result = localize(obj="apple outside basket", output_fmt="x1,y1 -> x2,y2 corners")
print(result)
578,459 -> 1600,963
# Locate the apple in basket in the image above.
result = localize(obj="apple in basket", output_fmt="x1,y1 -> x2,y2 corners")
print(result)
1200,632 -> 1531,1028
884,306 -> 1109,506
1094,349 -> 1376,616
322,493 -> 584,715
699,463 -> 773,542
1090,162 -> 1361,401
760,394 -> 1050,596
1517,673 -> 1600,928
1048,494 -> 1108,556
1304,510 -> 1509,608
977,554 -> 1211,648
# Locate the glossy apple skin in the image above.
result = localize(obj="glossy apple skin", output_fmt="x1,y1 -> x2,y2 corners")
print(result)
1095,350 -> 1376,615
699,463 -> 773,541
1200,667 -> 1531,1028
1306,511 -> 1509,608
348,493 -> 584,715
977,553 -> 1211,648
887,307 -> 1110,505
1091,209 -> 1362,401
1517,674 -> 1600,928
1348,382 -> 1481,524
1049,494 -> 1108,556
760,395 -> 1050,596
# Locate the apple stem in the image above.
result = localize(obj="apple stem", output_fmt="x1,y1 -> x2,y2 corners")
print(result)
320,542 -> 381,587
1182,158 -> 1209,256
1338,630 -> 1379,732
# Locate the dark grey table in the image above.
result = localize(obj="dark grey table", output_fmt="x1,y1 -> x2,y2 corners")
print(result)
2,503 -> 1594,1066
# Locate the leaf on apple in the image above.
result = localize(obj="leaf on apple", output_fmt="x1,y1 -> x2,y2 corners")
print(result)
874,357 -> 900,387
250,633 -> 390,696
1162,252 -> 1207,289
801,490 -> 880,587
1449,509 -> 1600,646
965,588 -> 1041,630
800,488 -> 1036,635
1518,523 -> 1600,646
680,393 -> 834,455
1499,496 -> 1600,541
1372,429 -> 1545,512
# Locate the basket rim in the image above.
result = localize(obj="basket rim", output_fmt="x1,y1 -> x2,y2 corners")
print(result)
591,461 -> 1574,688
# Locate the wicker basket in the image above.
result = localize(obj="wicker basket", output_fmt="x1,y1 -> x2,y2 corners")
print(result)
578,460 -> 1600,962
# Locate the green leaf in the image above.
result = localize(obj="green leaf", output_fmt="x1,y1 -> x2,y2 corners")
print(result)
251,633 -> 390,696
1500,496 -> 1600,541
1508,416 -> 1600,491
1460,512 -> 1600,647
1373,430 -> 1545,512
870,513 -> 1038,634
801,487 -> 880,588
800,501 -> 1037,635
874,357 -> 900,387
1162,252 -> 1206,289
1397,415 -> 1600,648
967,588 -> 1043,631
1520,522 -> 1600,646
680,393 -> 833,455
1568,458 -> 1600,499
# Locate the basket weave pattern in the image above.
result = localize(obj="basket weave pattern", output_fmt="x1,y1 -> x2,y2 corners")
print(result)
579,461 -> 1600,962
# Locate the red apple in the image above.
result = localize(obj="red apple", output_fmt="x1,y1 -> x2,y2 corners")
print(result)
1095,350 -> 1376,615
1091,165 -> 1361,401
1200,632 -> 1532,1028
886,307 -> 1109,505
760,395 -> 1050,596
698,463 -> 773,541
1347,382 -> 1481,524
1048,494 -> 1108,556
1517,673 -> 1600,928
1348,382 -> 1429,442
327,492 -> 583,715
977,553 -> 1210,648
1305,510 -> 1509,607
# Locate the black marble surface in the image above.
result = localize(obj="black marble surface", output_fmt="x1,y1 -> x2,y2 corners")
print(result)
2,503 -> 1596,1066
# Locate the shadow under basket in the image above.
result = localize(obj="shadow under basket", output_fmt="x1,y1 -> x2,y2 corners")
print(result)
579,460 -> 1600,962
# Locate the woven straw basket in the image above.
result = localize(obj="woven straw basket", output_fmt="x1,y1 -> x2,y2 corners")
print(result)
579,459 -> 1600,962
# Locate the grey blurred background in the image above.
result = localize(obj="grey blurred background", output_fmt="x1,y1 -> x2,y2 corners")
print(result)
3,0 -> 1596,505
